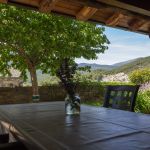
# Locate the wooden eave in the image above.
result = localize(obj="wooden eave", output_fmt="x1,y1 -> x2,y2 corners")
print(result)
0,0 -> 150,35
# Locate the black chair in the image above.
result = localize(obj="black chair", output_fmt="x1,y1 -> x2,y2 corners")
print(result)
0,134 -> 9,144
0,141 -> 27,150
103,85 -> 140,112
0,124 -> 27,150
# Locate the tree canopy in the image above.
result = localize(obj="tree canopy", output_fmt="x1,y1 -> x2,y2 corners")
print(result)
0,3 -> 109,100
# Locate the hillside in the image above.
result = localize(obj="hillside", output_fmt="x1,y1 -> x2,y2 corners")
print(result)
25,56 -> 150,85
112,58 -> 137,67
79,56 -> 150,74
108,56 -> 150,74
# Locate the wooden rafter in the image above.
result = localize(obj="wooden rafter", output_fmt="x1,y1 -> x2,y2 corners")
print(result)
129,19 -> 147,31
97,0 -> 150,17
106,12 -> 124,26
76,6 -> 97,21
39,0 -> 58,13
0,0 -> 7,3
0,0 -> 149,35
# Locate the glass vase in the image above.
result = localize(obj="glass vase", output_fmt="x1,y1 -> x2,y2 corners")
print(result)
65,94 -> 80,115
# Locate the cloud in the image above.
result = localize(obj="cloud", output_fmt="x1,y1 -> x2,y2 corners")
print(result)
76,27 -> 150,65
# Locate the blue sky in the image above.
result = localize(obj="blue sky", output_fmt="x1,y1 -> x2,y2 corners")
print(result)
76,26 -> 150,65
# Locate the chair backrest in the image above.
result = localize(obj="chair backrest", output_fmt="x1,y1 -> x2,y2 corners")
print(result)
103,85 -> 140,112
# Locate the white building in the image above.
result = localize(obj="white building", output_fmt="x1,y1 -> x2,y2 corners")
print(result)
102,72 -> 129,82
0,68 -> 23,87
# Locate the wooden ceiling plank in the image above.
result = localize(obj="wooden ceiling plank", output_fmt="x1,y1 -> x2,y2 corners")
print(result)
62,0 -> 105,9
56,1 -> 80,10
129,19 -> 148,31
106,12 -> 124,26
0,0 -> 7,3
39,0 -> 58,13
62,0 -> 150,21
54,5 -> 77,15
76,6 -> 97,21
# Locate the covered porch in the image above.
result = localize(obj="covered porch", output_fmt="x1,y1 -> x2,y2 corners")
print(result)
0,0 -> 150,150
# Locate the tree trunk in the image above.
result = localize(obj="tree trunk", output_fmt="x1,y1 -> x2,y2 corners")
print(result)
29,66 -> 39,101
16,48 -> 40,101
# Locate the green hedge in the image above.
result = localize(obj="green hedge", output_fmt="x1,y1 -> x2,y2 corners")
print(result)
135,90 -> 150,114
129,68 -> 150,84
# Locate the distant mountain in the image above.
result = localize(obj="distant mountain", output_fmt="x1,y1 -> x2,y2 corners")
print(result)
78,56 -> 150,74
78,58 -> 140,70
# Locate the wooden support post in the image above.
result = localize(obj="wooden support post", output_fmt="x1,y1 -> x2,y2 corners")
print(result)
76,6 -> 97,21
39,0 -> 58,13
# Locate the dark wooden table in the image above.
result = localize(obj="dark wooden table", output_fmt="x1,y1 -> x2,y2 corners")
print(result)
0,102 -> 150,150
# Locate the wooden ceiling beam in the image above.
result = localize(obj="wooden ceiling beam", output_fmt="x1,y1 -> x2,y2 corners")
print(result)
0,0 -> 7,3
129,19 -> 147,31
106,12 -> 124,26
62,0 -> 150,21
39,0 -> 58,13
97,0 -> 150,17
76,6 -> 97,21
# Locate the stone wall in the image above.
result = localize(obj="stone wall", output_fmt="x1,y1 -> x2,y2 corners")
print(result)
0,85 -> 104,104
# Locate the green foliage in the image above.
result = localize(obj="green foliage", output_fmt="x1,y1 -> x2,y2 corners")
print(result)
101,81 -> 134,86
0,4 -> 109,74
39,76 -> 60,86
41,18 -> 109,75
0,4 -> 58,74
135,91 -> 150,114
74,69 -> 104,84
129,68 -> 150,84
0,3 -> 63,95
78,81 -> 104,89
56,59 -> 78,99
74,72 -> 94,84
0,3 -> 109,96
